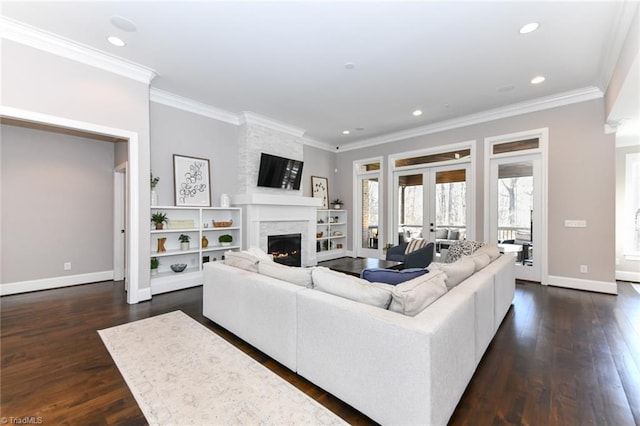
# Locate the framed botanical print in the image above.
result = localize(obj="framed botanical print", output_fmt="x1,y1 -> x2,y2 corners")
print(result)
173,154 -> 211,206
311,176 -> 329,209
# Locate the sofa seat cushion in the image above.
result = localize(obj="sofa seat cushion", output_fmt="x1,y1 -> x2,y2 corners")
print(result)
360,267 -> 428,285
311,267 -> 394,308
258,261 -> 313,288
388,270 -> 448,316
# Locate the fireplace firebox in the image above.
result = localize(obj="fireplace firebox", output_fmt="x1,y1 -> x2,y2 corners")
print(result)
268,233 -> 302,267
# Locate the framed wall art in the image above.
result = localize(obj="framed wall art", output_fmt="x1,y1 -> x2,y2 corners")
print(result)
173,154 -> 211,206
311,176 -> 329,209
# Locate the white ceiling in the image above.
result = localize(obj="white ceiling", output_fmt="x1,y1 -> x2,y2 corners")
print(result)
1,1 -> 637,147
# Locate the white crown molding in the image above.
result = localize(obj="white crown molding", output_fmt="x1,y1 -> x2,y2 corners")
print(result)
338,86 -> 604,152
239,111 -> 306,138
301,136 -> 336,152
0,16 -> 157,84
150,88 -> 240,125
598,1 -> 639,91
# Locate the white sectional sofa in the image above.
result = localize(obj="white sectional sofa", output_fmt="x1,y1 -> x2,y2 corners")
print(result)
203,250 -> 515,425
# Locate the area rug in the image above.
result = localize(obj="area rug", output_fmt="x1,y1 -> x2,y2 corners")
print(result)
98,311 -> 346,425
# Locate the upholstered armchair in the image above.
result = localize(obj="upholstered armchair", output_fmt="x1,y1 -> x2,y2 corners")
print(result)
385,240 -> 435,269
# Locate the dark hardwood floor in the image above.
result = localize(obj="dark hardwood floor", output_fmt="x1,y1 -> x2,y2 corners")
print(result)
2,280 -> 639,425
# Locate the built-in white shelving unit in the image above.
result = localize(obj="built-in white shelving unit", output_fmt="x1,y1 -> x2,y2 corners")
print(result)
316,209 -> 347,261
150,206 -> 242,295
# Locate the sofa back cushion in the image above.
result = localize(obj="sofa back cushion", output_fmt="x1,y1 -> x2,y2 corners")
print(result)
224,250 -> 260,272
361,267 -> 428,285
311,267 -> 394,309
258,261 -> 313,288
473,244 -> 500,261
466,252 -> 491,271
430,257 -> 476,289
388,270 -> 448,316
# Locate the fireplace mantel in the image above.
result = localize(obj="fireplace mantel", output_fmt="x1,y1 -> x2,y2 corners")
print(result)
233,193 -> 321,208
233,193 -> 322,266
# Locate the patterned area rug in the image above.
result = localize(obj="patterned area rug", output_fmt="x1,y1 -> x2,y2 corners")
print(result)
98,311 -> 345,425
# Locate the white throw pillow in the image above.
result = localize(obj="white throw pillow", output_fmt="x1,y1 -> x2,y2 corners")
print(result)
430,257 -> 476,289
466,252 -> 491,271
224,250 -> 259,272
311,267 -> 394,309
258,261 -> 313,288
388,270 -> 448,316
246,246 -> 274,262
473,244 -> 500,261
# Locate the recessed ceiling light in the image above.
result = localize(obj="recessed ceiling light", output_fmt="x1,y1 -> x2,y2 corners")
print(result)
520,22 -> 539,34
530,76 -> 546,84
107,36 -> 126,47
412,109 -> 423,116
342,130 -> 350,135
344,62 -> 355,70
110,15 -> 137,32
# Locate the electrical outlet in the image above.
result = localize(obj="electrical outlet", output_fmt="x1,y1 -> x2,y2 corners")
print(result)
64,262 -> 72,271
580,265 -> 588,274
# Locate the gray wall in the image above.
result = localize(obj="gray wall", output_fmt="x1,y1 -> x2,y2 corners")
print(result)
1,124 -> 114,282
302,145 -> 336,199
150,103 -> 240,206
1,40 -> 152,295
336,98 -> 615,283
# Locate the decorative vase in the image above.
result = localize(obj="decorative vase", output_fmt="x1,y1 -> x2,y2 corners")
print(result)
202,236 -> 209,248
220,193 -> 230,208
151,268 -> 158,276
181,242 -> 190,251
157,237 -> 167,253
151,189 -> 158,206
333,204 -> 342,210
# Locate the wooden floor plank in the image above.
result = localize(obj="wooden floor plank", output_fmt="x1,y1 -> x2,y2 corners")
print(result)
2,280 -> 639,425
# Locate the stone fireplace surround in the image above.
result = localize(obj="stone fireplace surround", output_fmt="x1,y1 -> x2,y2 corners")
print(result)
233,193 -> 321,267
231,116 -> 324,267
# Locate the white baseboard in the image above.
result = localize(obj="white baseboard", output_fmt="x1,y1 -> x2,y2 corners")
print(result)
547,275 -> 618,295
616,270 -> 640,283
137,286 -> 152,302
1,270 -> 114,296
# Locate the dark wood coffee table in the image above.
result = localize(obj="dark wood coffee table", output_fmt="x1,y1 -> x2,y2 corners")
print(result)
318,257 -> 404,277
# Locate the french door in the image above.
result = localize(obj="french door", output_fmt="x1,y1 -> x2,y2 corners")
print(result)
354,159 -> 382,258
392,164 -> 470,249
489,154 -> 542,281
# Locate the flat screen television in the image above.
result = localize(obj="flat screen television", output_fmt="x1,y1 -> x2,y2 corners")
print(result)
257,153 -> 304,190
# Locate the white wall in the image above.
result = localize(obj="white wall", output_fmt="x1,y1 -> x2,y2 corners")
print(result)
335,98 -> 615,284
1,124 -> 114,283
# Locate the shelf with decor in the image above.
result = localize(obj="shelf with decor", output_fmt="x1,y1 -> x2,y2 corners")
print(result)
150,206 -> 242,295
316,209 -> 347,262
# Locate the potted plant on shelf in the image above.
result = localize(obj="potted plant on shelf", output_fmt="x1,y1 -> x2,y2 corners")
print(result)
331,198 -> 344,210
179,234 -> 191,250
219,234 -> 233,247
152,212 -> 168,230
150,257 -> 159,275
